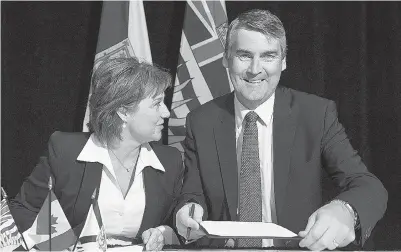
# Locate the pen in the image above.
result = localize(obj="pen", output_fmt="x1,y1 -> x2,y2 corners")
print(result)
186,204 -> 196,242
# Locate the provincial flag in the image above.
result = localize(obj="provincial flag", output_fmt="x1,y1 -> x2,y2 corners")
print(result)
167,0 -> 232,152
21,190 -> 76,250
1,188 -> 23,249
83,0 -> 152,132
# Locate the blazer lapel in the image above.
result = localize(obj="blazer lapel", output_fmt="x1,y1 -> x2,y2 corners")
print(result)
72,161 -> 102,237
137,166 -> 163,237
273,87 -> 299,222
214,92 -> 238,220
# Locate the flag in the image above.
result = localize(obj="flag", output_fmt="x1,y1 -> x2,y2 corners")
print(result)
21,190 -> 76,250
168,0 -> 232,152
83,0 -> 153,132
1,188 -> 23,249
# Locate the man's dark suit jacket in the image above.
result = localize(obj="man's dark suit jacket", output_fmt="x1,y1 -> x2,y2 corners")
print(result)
10,131 -> 184,240
178,86 -> 387,248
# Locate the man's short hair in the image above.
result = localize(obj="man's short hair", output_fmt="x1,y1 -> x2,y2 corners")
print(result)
225,9 -> 287,58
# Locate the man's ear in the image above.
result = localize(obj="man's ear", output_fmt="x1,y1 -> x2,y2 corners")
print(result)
222,52 -> 228,68
281,56 -> 287,71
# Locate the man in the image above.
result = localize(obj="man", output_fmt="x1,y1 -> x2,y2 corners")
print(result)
175,9 -> 387,251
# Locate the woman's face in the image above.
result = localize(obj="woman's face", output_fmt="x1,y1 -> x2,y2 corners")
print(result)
123,93 -> 170,144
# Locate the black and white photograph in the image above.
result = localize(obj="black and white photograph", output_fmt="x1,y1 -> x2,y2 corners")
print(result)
1,1 -> 400,251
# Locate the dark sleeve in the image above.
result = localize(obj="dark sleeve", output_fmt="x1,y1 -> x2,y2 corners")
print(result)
162,149 -> 185,229
173,113 -> 208,226
9,133 -> 59,232
321,101 -> 388,246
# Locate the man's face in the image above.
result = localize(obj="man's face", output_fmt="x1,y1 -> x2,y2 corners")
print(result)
223,29 -> 286,109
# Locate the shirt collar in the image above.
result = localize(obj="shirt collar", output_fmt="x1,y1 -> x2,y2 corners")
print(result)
77,134 -> 165,174
234,92 -> 275,127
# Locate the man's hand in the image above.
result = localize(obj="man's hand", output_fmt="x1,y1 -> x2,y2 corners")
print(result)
298,201 -> 356,250
142,227 -> 164,251
176,203 -> 205,241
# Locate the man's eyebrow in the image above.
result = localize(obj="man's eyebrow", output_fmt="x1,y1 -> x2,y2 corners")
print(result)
235,49 -> 252,55
235,49 -> 280,56
260,50 -> 279,56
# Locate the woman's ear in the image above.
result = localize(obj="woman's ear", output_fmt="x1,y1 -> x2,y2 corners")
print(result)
116,107 -> 128,122
222,53 -> 228,68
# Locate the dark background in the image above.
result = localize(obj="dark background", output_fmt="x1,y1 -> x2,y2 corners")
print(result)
2,1 -> 400,249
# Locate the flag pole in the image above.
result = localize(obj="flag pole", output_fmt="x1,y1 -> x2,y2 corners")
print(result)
1,187 -> 29,250
48,177 -> 52,252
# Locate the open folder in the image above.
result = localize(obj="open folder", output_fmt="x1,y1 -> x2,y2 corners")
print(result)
199,221 -> 301,239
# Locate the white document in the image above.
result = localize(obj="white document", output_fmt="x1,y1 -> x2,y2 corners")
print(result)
108,245 -> 144,252
199,221 -> 298,239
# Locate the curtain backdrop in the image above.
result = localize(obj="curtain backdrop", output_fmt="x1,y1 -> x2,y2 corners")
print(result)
2,1 -> 400,249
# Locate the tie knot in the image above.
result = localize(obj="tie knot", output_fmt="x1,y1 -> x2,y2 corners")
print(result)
244,111 -> 259,123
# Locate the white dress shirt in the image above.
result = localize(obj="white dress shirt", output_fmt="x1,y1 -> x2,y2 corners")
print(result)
77,134 -> 165,239
235,93 -> 276,247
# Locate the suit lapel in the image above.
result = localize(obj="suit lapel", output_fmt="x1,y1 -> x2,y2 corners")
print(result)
273,87 -> 299,222
72,161 -> 102,237
214,92 -> 238,220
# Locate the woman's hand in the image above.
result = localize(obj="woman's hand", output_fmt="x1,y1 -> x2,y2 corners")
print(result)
142,227 -> 165,251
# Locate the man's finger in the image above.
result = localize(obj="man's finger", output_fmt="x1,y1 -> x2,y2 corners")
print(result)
177,204 -> 203,230
188,229 -> 206,240
338,226 -> 355,247
192,204 -> 204,223
299,217 -> 329,248
299,212 -> 317,238
309,224 -> 338,251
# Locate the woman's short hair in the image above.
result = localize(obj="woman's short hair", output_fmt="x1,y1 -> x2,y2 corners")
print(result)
225,9 -> 287,59
88,57 -> 172,147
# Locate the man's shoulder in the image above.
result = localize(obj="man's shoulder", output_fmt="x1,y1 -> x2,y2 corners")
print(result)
149,142 -> 182,174
150,142 -> 181,159
187,92 -> 233,119
281,86 -> 334,113
283,86 -> 331,105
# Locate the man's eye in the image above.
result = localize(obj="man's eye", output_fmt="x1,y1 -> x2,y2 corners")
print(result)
237,54 -> 251,61
261,55 -> 276,61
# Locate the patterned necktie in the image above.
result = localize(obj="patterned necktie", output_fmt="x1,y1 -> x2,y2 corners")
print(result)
238,111 -> 262,248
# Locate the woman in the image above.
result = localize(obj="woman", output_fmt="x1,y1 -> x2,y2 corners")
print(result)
9,57 -> 183,251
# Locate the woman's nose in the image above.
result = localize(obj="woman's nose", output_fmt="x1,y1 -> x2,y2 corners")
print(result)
160,103 -> 170,118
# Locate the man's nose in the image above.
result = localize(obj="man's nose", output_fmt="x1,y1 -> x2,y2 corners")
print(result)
247,58 -> 262,75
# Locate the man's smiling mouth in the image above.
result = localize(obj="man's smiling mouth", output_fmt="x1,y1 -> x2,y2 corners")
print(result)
244,79 -> 264,83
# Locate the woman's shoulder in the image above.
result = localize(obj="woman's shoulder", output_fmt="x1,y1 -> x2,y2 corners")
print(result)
49,131 -> 91,144
47,131 -> 91,157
